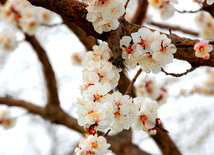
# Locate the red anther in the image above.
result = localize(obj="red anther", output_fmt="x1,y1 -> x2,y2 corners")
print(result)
156,118 -> 161,125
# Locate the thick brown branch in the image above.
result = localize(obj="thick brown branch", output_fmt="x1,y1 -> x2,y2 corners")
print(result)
25,34 -> 60,112
107,24 -> 123,61
131,0 -> 148,25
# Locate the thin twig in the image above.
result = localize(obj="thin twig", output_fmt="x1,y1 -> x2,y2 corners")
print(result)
147,21 -> 199,37
175,8 -> 202,13
124,0 -> 130,9
124,68 -> 142,95
42,23 -> 62,27
161,67 -> 197,77
103,129 -> 111,137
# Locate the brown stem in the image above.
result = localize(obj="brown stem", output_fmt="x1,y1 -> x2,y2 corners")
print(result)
131,0 -> 148,25
42,23 -> 62,27
24,34 -> 60,115
124,0 -> 130,9
175,8 -> 202,13
124,68 -> 142,95
161,67 -> 197,77
103,129 -> 111,137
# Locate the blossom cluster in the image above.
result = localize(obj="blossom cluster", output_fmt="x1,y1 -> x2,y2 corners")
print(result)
136,76 -> 168,104
200,0 -> 214,5
148,0 -> 178,20
195,11 -> 214,40
86,0 -> 126,34
76,42 -> 162,154
0,109 -> 16,129
120,27 -> 177,73
194,39 -> 213,60
75,134 -> 111,155
77,43 -> 139,132
0,0 -> 52,35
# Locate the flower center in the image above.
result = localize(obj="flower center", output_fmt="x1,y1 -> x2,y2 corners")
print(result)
199,45 -> 205,52
93,94 -> 103,101
139,39 -> 147,49
140,115 -> 147,125
91,141 -> 98,149
125,46 -> 133,54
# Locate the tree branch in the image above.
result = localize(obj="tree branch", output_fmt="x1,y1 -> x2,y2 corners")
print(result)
0,96 -> 84,133
147,21 -> 199,37
62,18 -> 97,51
24,34 -> 60,115
131,0 -> 148,25
151,124 -> 181,155
125,68 -> 142,95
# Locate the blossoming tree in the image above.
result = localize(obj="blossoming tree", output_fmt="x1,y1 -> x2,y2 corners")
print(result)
0,0 -> 214,154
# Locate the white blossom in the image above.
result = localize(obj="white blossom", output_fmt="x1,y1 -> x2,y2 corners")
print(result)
110,91 -> 139,132
195,11 -> 214,40
77,100 -> 114,130
132,97 -> 158,132
86,0 -> 125,34
0,30 -> 17,52
148,0 -> 178,20
0,109 -> 16,129
75,134 -> 111,155
200,0 -> 214,5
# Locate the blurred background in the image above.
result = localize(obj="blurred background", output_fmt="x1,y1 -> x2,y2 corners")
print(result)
0,0 -> 214,154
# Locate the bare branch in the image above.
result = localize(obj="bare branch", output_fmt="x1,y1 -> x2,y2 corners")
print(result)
175,8 -> 203,13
